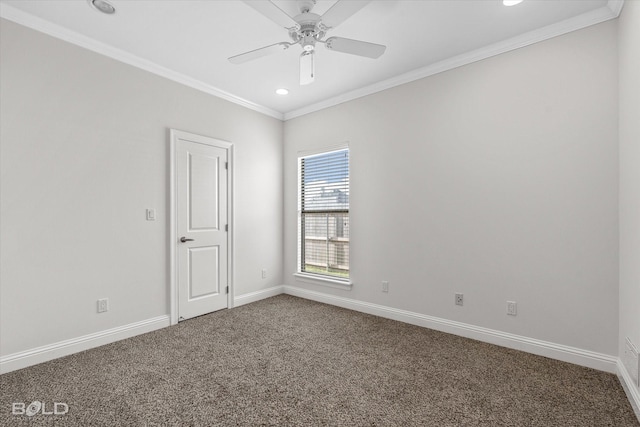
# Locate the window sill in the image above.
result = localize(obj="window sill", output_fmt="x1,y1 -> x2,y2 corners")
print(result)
293,273 -> 353,290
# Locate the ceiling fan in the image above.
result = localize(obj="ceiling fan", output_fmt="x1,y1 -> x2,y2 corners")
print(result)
229,0 -> 386,85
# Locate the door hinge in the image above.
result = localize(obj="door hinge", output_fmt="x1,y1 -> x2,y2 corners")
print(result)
226,286 -> 229,294
225,162 -> 228,170
225,224 -> 228,232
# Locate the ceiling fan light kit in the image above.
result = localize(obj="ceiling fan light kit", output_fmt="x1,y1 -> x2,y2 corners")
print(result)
230,0 -> 386,86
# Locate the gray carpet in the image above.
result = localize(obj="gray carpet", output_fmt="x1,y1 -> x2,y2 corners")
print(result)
1,295 -> 638,426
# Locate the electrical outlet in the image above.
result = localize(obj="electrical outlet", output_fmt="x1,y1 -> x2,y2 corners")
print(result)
261,269 -> 267,279
507,301 -> 517,316
455,293 -> 463,306
382,281 -> 389,293
97,298 -> 109,313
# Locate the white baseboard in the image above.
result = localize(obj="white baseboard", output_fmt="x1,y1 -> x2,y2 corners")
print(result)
0,286 -> 624,393
618,359 -> 640,422
233,285 -> 284,307
283,285 -> 618,373
0,315 -> 170,374
0,285 -> 286,375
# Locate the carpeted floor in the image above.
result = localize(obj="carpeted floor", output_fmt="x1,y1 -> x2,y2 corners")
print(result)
1,295 -> 638,426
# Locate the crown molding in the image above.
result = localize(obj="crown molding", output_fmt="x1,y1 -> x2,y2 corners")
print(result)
284,1 -> 623,121
607,0 -> 625,16
0,3 -> 284,121
1,1 -> 622,123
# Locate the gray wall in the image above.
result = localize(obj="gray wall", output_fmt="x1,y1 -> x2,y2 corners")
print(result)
1,7 -> 632,376
284,20 -> 619,355
618,0 -> 640,394
0,19 -> 284,357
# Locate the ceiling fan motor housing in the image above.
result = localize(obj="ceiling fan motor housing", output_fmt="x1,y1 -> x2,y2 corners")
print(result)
291,12 -> 324,51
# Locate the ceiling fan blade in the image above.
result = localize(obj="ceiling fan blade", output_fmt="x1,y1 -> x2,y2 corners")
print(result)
243,1 -> 299,30
300,51 -> 315,85
321,0 -> 370,29
324,37 -> 386,59
228,42 -> 291,64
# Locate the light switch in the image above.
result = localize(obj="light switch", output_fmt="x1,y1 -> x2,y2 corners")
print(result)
146,209 -> 156,221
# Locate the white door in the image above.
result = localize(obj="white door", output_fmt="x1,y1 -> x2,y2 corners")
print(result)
173,131 -> 230,321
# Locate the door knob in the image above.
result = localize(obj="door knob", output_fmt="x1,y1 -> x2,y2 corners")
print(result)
180,237 -> 194,243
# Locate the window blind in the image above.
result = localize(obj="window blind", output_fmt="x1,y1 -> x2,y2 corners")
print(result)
300,148 -> 350,279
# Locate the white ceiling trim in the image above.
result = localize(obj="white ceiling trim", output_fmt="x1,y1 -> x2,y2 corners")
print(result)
607,0 -> 625,16
0,3 -> 284,121
0,1 -> 623,123
284,1 -> 623,120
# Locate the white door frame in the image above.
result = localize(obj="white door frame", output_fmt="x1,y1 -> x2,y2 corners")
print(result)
169,129 -> 235,325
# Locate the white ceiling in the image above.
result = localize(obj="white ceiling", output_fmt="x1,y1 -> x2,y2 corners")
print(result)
0,0 -> 622,120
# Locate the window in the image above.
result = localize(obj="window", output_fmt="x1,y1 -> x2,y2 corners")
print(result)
298,147 -> 350,282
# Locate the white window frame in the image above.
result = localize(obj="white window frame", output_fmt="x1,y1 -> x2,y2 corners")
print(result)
295,144 -> 352,289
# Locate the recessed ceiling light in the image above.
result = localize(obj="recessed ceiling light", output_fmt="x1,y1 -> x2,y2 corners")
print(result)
88,0 -> 116,14
503,0 -> 524,5
276,88 -> 289,95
